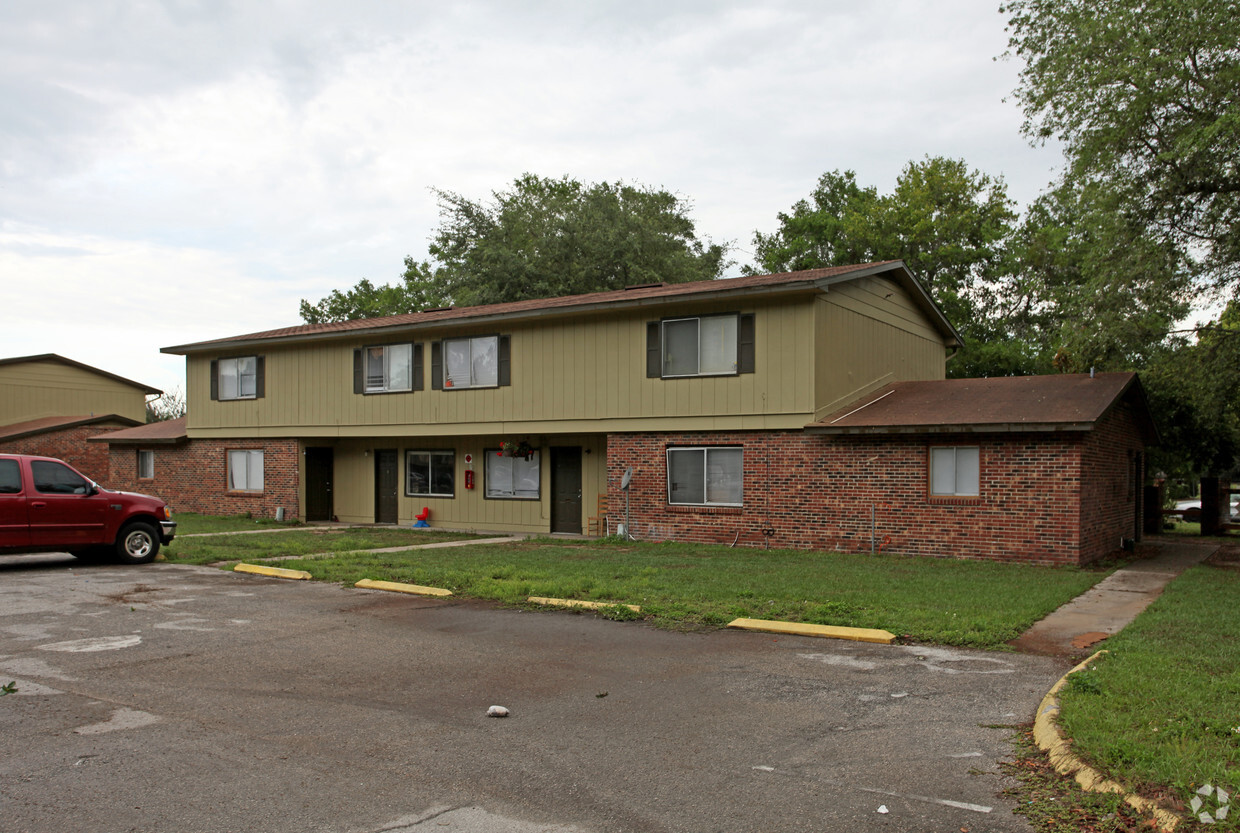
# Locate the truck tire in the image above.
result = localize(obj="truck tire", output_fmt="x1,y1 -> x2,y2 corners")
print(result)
115,522 -> 160,564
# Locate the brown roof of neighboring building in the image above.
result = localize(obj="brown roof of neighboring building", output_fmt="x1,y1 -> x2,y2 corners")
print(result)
90,416 -> 188,445
162,261 -> 962,354
0,353 -> 162,395
0,414 -> 142,442
809,372 -> 1158,442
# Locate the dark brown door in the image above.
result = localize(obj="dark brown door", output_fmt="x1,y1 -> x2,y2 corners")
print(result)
374,449 -> 399,524
305,447 -> 334,522
551,447 -> 582,534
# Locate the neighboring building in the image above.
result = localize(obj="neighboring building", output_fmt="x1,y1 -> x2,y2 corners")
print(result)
133,261 -> 1155,565
0,354 -> 161,482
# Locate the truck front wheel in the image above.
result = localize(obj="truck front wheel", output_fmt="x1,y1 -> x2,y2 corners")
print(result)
115,522 -> 160,564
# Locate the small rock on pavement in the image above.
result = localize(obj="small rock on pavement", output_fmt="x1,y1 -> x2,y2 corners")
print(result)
487,705 -> 510,718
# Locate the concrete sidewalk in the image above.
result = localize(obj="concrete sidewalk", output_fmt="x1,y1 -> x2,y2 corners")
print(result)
1010,537 -> 1219,656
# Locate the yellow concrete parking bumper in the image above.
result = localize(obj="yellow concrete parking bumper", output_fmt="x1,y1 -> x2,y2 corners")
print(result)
355,578 -> 453,597
234,563 -> 312,580
727,617 -> 896,644
528,596 -> 641,612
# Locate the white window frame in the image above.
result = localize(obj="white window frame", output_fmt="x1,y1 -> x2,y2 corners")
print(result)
227,449 -> 264,493
929,446 -> 980,497
666,446 -> 744,506
662,314 -> 739,378
406,450 -> 455,498
218,356 -> 258,400
444,336 -> 499,389
485,449 -> 540,499
365,344 -> 413,393
137,450 -> 154,480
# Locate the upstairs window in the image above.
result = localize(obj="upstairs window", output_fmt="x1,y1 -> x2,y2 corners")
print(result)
211,356 -> 264,401
667,447 -> 743,506
647,314 -> 755,378
929,446 -> 980,496
432,335 -> 511,390
353,344 -> 422,395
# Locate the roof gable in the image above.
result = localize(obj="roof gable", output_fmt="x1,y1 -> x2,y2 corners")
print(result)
0,354 -> 161,395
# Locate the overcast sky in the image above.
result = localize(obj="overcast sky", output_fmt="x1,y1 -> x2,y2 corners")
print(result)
1,0 -> 1067,400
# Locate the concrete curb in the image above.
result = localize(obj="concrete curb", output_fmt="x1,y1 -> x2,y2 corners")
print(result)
528,596 -> 641,612
355,578 -> 453,597
1033,650 -> 1180,831
726,618 -> 896,644
234,563 -> 312,580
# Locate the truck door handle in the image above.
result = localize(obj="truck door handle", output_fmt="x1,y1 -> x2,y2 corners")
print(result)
31,501 -> 47,508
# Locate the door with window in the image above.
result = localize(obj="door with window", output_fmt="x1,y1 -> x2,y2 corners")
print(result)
374,450 -> 399,524
305,447 -> 334,522
550,447 -> 583,534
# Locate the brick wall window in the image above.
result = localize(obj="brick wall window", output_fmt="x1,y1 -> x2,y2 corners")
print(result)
929,446 -> 980,496
137,450 -> 154,479
667,446 -> 743,506
227,449 -> 264,492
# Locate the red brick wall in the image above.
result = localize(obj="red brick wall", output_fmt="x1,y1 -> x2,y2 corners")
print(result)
0,426 -> 126,485
106,439 -> 299,519
606,429 -> 1111,565
1079,402 -> 1145,557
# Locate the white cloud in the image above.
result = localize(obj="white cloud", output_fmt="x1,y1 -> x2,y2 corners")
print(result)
1,0 -> 1067,396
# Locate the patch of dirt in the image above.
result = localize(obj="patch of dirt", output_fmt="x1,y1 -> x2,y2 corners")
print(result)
103,584 -> 164,605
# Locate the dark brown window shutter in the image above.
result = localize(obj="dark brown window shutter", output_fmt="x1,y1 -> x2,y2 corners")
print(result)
431,341 -> 443,390
353,349 -> 363,394
738,314 -> 755,374
498,335 -> 511,387
646,322 -> 661,378
255,356 -> 265,398
210,360 -> 219,400
413,343 -> 424,391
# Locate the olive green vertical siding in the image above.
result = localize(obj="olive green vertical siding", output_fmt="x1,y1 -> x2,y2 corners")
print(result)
0,360 -> 149,425
188,297 -> 817,435
314,435 -> 607,531
813,276 -> 948,420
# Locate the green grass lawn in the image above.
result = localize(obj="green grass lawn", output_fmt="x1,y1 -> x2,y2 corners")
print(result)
259,537 -> 1105,648
1056,564 -> 1240,827
172,512 -> 303,535
162,526 -> 485,565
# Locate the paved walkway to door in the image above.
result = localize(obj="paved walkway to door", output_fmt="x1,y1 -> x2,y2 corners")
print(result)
1010,537 -> 1219,655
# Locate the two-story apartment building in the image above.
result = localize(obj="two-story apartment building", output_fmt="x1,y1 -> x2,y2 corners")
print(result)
104,262 -> 1155,565
0,353 -> 160,481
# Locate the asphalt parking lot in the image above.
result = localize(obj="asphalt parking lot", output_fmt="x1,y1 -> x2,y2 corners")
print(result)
0,555 -> 1068,833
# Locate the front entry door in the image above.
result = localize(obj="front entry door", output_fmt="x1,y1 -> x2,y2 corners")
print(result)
374,449 -> 399,524
305,447 -> 334,522
550,446 -> 583,534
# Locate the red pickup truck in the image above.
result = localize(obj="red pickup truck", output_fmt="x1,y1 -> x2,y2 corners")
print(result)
0,453 -> 176,564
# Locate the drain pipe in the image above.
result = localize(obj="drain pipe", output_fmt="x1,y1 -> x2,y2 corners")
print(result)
871,505 -> 876,553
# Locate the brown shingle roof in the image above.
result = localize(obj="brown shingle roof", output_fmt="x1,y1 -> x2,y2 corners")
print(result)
90,416 -> 188,445
0,414 -> 142,442
163,262 -> 961,353
809,373 -> 1157,441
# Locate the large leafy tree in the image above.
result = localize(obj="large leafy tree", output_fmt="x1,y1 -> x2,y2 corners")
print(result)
300,174 -> 727,322
750,156 -> 1018,364
299,259 -> 448,324
1003,0 -> 1240,290
428,174 -> 728,307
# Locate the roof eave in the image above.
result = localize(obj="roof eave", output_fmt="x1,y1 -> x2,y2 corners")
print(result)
806,421 -> 1099,435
